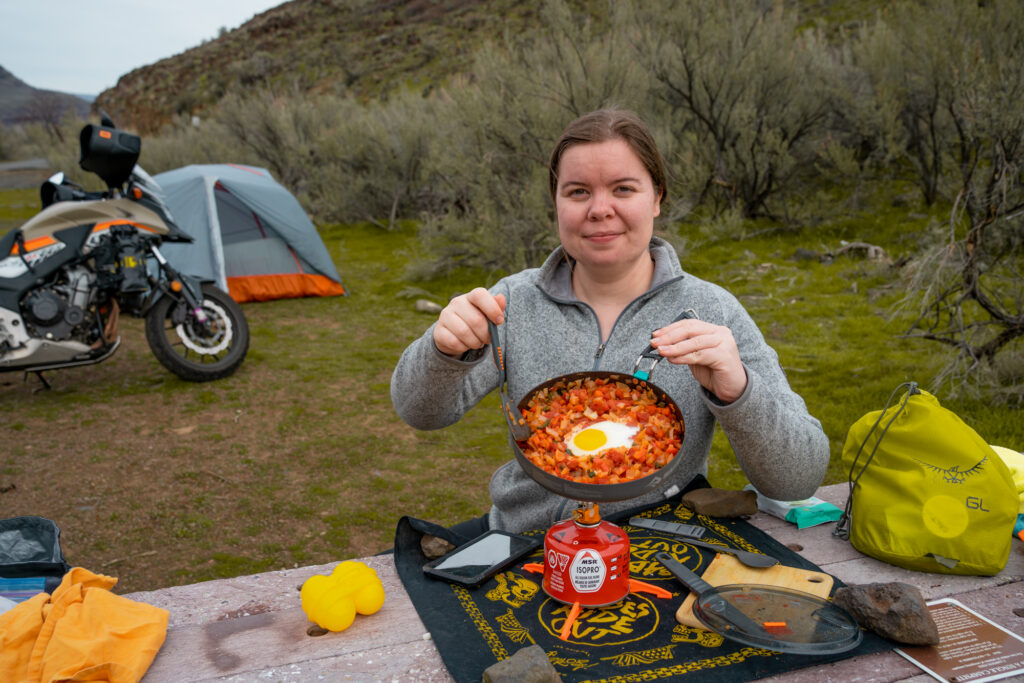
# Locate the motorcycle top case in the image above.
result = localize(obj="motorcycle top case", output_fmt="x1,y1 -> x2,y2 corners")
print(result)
79,124 -> 141,188
841,387 -> 1017,575
0,516 -> 71,593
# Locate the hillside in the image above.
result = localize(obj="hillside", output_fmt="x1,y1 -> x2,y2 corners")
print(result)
93,0 -> 551,134
91,0 -> 892,134
0,66 -> 91,126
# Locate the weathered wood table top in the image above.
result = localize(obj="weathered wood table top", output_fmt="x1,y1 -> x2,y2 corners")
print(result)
125,484 -> 1024,682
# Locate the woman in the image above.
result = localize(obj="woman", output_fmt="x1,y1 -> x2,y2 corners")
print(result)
391,109 -> 829,534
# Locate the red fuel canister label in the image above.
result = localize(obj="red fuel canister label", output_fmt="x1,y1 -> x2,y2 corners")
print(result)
569,549 -> 607,593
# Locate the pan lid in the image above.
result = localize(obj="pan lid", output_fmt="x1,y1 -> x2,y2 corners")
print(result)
656,552 -> 862,655
693,583 -> 862,654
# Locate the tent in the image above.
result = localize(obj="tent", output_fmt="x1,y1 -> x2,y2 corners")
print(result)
153,164 -> 345,302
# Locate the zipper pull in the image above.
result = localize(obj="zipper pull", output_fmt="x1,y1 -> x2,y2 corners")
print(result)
594,343 -> 605,359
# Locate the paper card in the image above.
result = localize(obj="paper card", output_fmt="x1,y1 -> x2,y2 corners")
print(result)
896,598 -> 1024,683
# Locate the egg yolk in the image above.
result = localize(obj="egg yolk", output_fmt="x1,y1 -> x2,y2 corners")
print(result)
572,428 -> 608,452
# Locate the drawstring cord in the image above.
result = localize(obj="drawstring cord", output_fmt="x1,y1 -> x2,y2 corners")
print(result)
833,381 -> 920,540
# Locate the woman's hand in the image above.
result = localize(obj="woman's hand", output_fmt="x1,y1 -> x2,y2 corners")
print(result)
650,320 -> 747,403
433,288 -> 507,356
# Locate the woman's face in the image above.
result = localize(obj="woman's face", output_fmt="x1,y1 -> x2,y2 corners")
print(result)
554,138 -> 662,275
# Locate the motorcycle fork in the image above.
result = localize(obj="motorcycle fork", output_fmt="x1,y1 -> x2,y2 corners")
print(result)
148,245 -> 208,323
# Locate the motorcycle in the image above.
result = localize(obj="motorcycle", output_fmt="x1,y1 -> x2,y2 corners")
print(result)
0,117 -> 249,387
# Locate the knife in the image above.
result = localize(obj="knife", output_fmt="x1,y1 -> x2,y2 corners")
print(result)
630,517 -> 778,567
628,517 -> 706,538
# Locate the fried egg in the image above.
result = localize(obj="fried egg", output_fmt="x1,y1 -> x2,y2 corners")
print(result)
566,420 -> 638,457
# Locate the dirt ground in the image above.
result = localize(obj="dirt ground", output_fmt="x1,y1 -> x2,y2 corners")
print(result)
0,313 -> 482,595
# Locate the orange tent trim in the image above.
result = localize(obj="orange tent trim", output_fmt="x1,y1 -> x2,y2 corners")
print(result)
226,273 -> 345,303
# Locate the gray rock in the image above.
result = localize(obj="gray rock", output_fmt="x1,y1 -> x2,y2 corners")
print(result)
482,644 -> 561,683
833,582 -> 940,645
420,534 -> 456,559
415,299 -> 443,314
681,488 -> 758,517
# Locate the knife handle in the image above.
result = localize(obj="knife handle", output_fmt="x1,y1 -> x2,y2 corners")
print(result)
654,551 -> 714,594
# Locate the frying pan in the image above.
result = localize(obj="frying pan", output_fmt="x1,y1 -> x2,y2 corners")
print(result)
656,552 -> 862,655
488,313 -> 693,503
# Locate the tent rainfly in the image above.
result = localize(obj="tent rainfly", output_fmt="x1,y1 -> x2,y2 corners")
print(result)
153,164 -> 345,302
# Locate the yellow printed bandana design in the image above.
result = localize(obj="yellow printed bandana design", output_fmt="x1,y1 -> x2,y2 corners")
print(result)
485,571 -> 540,608
629,536 -> 712,580
537,594 -> 660,646
672,624 -> 725,648
602,644 -> 678,667
496,608 -> 534,645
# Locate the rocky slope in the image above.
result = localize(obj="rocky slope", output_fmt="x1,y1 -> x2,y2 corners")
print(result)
93,0 -> 544,133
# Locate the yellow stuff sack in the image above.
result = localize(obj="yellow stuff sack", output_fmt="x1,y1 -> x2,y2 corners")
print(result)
835,382 -> 1017,576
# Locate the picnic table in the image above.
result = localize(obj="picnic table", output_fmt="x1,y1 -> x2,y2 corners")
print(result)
125,483 -> 1024,682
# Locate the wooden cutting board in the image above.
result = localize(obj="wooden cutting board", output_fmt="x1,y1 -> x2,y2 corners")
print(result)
675,553 -> 835,628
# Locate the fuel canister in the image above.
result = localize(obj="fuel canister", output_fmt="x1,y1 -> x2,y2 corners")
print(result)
542,505 -> 630,607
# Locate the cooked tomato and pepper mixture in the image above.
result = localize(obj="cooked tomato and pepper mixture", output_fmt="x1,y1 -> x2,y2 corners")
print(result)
519,376 -> 683,484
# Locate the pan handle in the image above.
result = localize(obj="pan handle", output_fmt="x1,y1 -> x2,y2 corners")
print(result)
487,318 -> 507,387
633,309 -> 698,380
655,552 -> 773,638
654,551 -> 715,596
487,319 -> 531,442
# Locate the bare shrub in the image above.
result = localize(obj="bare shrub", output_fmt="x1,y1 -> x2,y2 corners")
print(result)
215,88 -> 333,198
635,0 -> 836,221
308,90 -> 440,228
139,116 -> 262,174
843,2 -> 969,206
894,0 -> 1024,400
413,0 -> 652,276
209,89 -> 442,228
0,124 -> 30,162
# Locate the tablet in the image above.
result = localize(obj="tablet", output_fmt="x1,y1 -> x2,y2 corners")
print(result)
422,530 -> 540,587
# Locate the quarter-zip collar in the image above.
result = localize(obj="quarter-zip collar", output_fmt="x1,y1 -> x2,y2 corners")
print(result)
537,236 -> 684,302
535,236 -> 685,370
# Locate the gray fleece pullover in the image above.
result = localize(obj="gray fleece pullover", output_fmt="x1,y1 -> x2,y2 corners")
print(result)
390,237 -> 830,532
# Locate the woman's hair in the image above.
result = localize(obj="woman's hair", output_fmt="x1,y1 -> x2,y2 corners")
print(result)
548,109 -> 667,204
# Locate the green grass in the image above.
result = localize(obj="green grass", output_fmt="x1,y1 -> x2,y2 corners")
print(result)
0,188 -> 38,233
0,188 -> 1019,594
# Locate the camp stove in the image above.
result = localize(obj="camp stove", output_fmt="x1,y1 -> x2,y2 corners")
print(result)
522,498 -> 672,642
541,501 -> 630,606
523,500 -> 669,639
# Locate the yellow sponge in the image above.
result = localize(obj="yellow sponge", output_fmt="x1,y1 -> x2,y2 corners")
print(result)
300,560 -> 386,632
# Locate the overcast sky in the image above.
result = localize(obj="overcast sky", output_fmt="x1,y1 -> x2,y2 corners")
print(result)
0,1 -> 283,96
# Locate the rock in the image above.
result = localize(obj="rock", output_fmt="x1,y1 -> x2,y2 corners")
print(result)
833,582 -> 940,645
396,286 -> 435,299
681,488 -> 758,517
790,248 -> 821,262
415,299 -> 443,314
482,644 -> 561,683
421,534 -> 456,559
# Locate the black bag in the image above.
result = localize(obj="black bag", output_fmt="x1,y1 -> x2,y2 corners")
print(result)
0,516 -> 71,595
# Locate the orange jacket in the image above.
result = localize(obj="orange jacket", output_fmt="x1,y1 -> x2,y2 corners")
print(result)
0,567 -> 168,683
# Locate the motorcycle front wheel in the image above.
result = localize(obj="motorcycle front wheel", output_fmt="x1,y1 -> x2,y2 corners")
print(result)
145,284 -> 249,381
